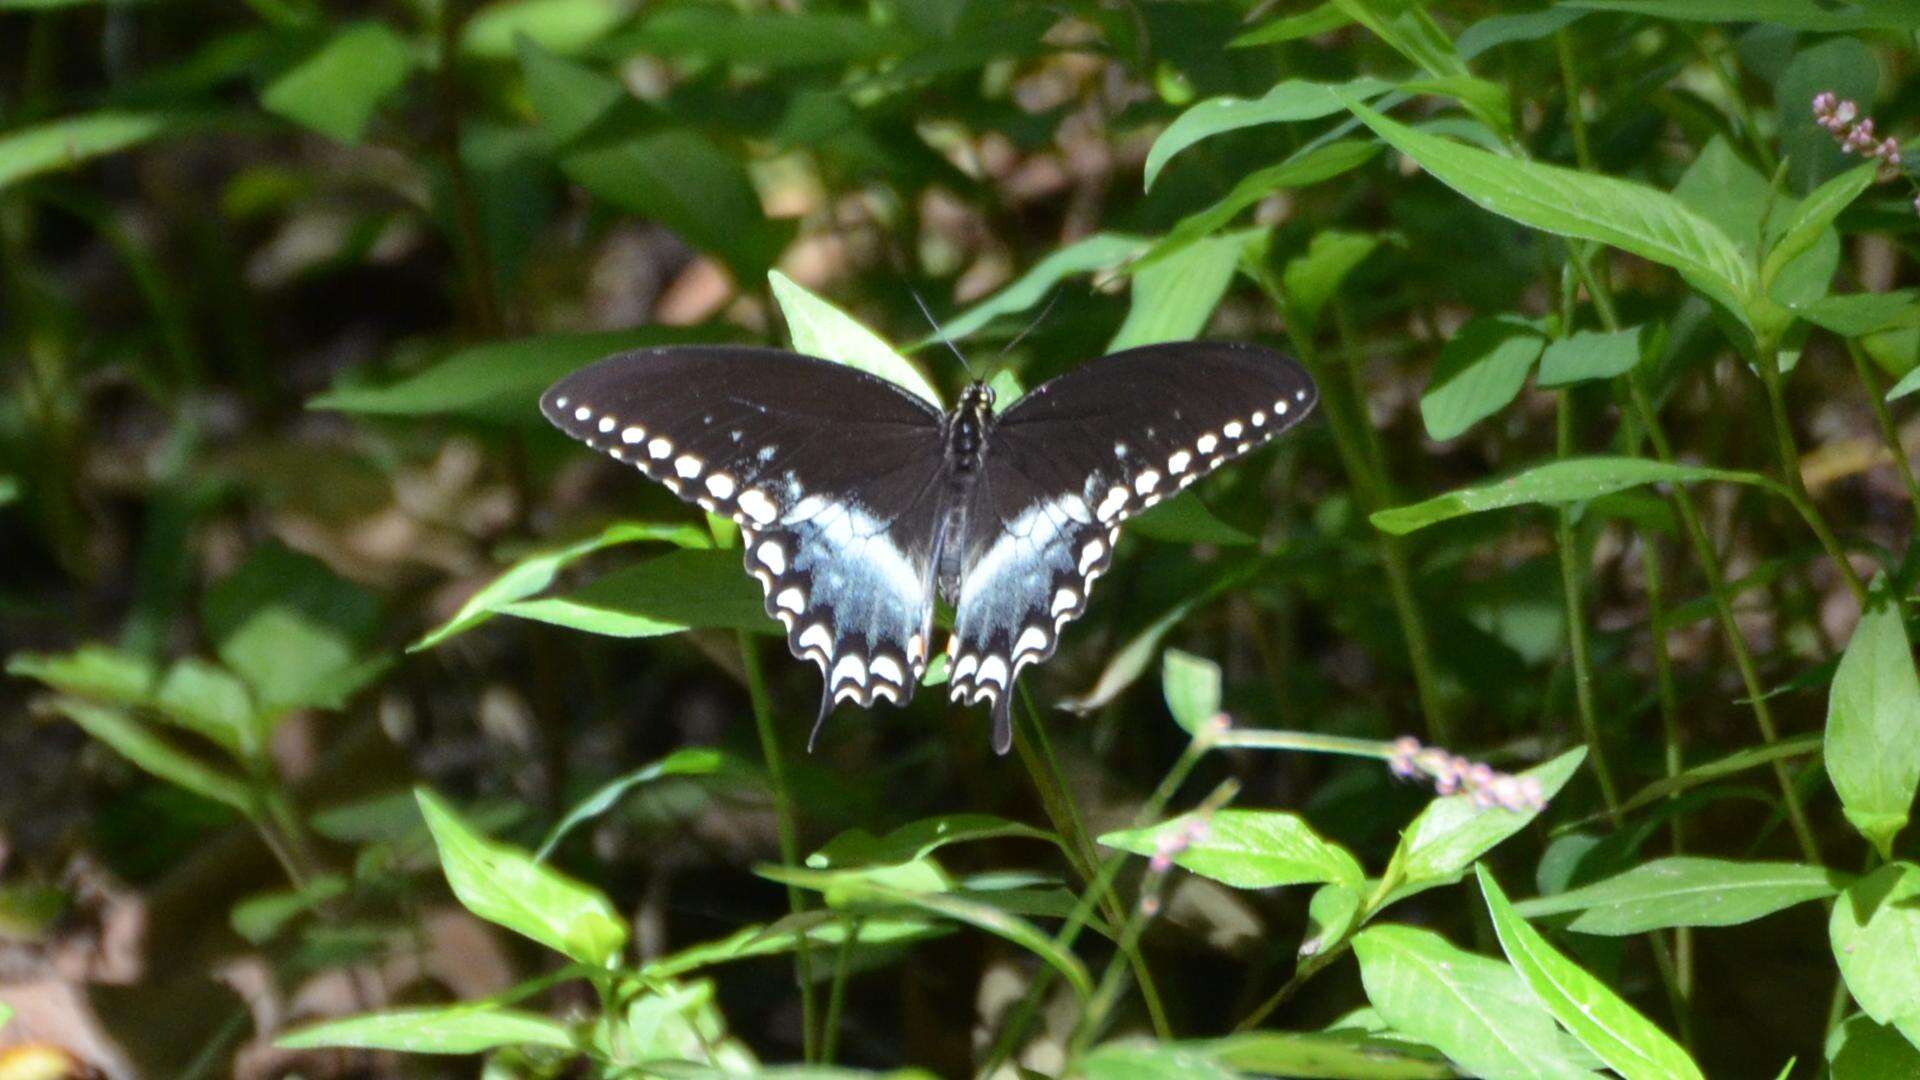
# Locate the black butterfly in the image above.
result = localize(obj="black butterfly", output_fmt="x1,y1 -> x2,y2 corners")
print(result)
541,341 -> 1316,754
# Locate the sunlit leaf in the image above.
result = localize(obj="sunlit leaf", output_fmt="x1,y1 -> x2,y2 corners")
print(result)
416,788 -> 628,967
1101,809 -> 1365,892
0,109 -> 222,192
641,915 -> 942,981
1566,0 -> 1919,31
1537,326 -> 1646,388
278,1005 -> 577,1053
232,874 -> 347,944
1160,649 -> 1221,737
1141,141 -> 1379,268
1126,492 -> 1255,547
1478,865 -> 1705,1080
461,0 -> 630,59
41,698 -> 254,813
807,814 -> 1056,871
1230,3 -> 1350,48
770,271 -> 941,405
1826,593 -> 1920,857
1831,863 -> 1920,1033
1764,164 -> 1876,291
1371,458 -> 1781,535
202,543 -> 386,715
1078,1041 -> 1240,1080
499,548 -> 774,638
937,233 -> 1149,343
1827,1014 -> 1920,1078
1145,77 -> 1393,190
260,21 -> 414,144
1419,314 -> 1544,440
1382,749 -> 1582,902
1108,229 -> 1258,352
1513,857 -> 1847,935
1281,229 -> 1383,335
538,747 -> 731,859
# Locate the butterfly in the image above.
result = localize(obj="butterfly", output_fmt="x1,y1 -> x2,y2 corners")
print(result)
542,340 -> 1316,754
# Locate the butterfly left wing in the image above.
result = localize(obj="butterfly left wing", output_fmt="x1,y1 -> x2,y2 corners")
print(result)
947,341 -> 1317,751
541,346 -> 950,741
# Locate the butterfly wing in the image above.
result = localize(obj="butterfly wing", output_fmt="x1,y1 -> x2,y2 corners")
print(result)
542,346 -> 950,739
947,341 -> 1317,751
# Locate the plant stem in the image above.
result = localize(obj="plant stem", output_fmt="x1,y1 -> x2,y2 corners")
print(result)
1556,390 -> 1620,810
1010,687 -> 1171,1039
432,0 -> 503,335
1640,532 -> 1693,1000
1754,343 -> 1869,606
821,917 -> 861,1063
737,630 -> 818,1061
1845,338 -> 1920,536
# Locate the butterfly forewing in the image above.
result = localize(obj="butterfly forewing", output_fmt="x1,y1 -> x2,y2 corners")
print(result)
946,342 -> 1318,749
542,346 -> 949,731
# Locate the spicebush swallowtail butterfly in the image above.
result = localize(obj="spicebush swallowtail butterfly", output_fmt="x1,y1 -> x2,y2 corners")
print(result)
542,341 -> 1316,754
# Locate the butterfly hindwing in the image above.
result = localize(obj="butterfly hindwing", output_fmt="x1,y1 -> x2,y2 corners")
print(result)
542,347 -> 948,734
947,342 -> 1318,750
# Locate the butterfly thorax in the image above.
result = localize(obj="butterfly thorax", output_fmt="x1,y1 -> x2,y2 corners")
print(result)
944,381 -> 996,473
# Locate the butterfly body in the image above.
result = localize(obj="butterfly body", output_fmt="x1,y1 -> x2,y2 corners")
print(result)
542,341 -> 1316,753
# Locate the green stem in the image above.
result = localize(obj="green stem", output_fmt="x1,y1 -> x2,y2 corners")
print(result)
1846,338 -> 1920,536
1754,344 -> 1869,606
1010,687 -> 1171,1039
737,631 -> 818,1061
820,916 -> 861,1063
1556,391 -> 1620,810
1640,533 -> 1693,1002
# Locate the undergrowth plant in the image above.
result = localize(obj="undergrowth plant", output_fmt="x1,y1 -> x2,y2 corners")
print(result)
4,1 -> 1920,1077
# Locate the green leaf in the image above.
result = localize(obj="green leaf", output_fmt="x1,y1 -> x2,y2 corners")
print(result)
1607,734 -> 1823,819
807,814 -> 1055,871
231,874 -> 347,944
1888,365 -> 1920,403
1141,141 -> 1380,269
202,543 -> 385,715
1145,77 -> 1394,190
1764,164 -> 1877,291
1371,458 -> 1781,535
1419,314 -> 1545,440
1478,865 -> 1705,1080
1826,594 -> 1920,857
1341,96 -> 1755,322
416,787 -> 628,966
1383,750 -> 1583,901
0,109 -> 220,192
415,522 -> 710,651
1161,649 -> 1221,737
1513,857 -> 1847,935
1352,924 -> 1603,1080
1333,0 -> 1469,80
1207,1030 -> 1454,1078
1108,229 -> 1257,352
1078,1041 -> 1240,1080
1831,863 -> 1920,1031
770,271 -> 941,405
641,915 -> 940,982
1126,492 -> 1256,547
153,658 -> 258,756
1456,8 -> 1586,57
937,233 -> 1149,343
1566,0 -> 1920,31
1301,883 -> 1362,957
461,0 -> 628,59
1281,230 -> 1383,335
518,41 -> 788,281
7,645 -> 155,708
538,747 -> 729,859
1828,1013 -> 1920,1079
499,547 -> 774,638
1229,3 -> 1351,48
1100,809 -> 1365,892
312,328 -> 722,421
260,21 -> 414,144
1776,37 -> 1881,194
1796,291 -> 1920,339
277,1005 -> 576,1053
42,698 -> 254,813
872,889 -> 1094,1000
1537,326 -> 1646,388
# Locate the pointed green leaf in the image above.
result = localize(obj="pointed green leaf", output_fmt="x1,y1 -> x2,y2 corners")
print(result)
42,698 -> 254,813
1108,230 -> 1257,352
278,1005 -> 576,1053
1230,4 -> 1351,48
416,788 -> 627,966
807,814 -> 1056,871
1101,809 -> 1365,892
260,21 -> 414,144
936,233 -> 1150,344
1537,326 -> 1647,388
1828,1013 -> 1920,1079
0,109 -> 221,192
1206,1030 -> 1454,1078
1126,492 -> 1256,547
1141,141 -> 1379,268
1161,649 -> 1222,737
640,915 -> 941,982
1384,749 -> 1582,901
1281,230 -> 1383,335
1764,164 -> 1877,290
1826,595 -> 1920,857
1353,924 -> 1603,1080
1513,857 -> 1847,935
1342,96 -> 1754,322
1146,77 -> 1394,190
1371,458 -> 1781,535
1479,865 -> 1704,1080
499,547 -> 775,638
1419,314 -> 1545,440
770,271 -> 940,405
538,747 -> 730,859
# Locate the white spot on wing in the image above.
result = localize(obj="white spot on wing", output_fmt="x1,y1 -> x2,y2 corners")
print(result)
776,586 -> 805,612
737,489 -> 777,524
1078,538 -> 1105,574
621,425 -> 645,444
832,653 -> 867,688
1252,411 -> 1266,427
977,655 -> 1008,687
674,454 -> 703,479
648,437 -> 672,460
953,654 -> 979,681
1197,433 -> 1218,454
798,623 -> 832,657
1015,626 -> 1049,658
1223,421 -> 1244,439
1168,450 -> 1191,474
1275,398 -> 1289,414
573,406 -> 592,422
756,540 -> 787,575
1097,486 -> 1128,522
870,655 -> 904,685
597,416 -> 616,434
1135,470 -> 1160,495
706,472 -> 736,499
1052,588 -> 1077,616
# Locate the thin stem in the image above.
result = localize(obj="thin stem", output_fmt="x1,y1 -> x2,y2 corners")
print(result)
737,631 -> 818,1061
1556,391 -> 1620,810
1846,338 -> 1920,536
432,0 -> 503,335
820,917 -> 861,1063
1554,28 -> 1594,170
1010,687 -> 1171,1039
1754,345 -> 1869,606
1640,533 -> 1693,1000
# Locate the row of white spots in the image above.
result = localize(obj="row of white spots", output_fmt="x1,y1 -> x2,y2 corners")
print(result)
562,400 -> 784,532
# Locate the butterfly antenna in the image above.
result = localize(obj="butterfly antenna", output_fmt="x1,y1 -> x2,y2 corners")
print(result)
910,287 -> 973,377
997,287 -> 1063,359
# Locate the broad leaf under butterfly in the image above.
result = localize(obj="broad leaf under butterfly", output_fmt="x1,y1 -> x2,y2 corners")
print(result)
542,331 -> 1315,753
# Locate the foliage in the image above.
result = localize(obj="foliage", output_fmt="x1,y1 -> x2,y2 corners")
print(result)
3,0 -> 1920,1076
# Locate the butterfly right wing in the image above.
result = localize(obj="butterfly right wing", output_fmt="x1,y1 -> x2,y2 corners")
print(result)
542,346 -> 950,730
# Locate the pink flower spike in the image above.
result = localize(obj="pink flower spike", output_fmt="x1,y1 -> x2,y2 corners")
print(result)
1813,91 -> 1837,116
1836,100 -> 1859,125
